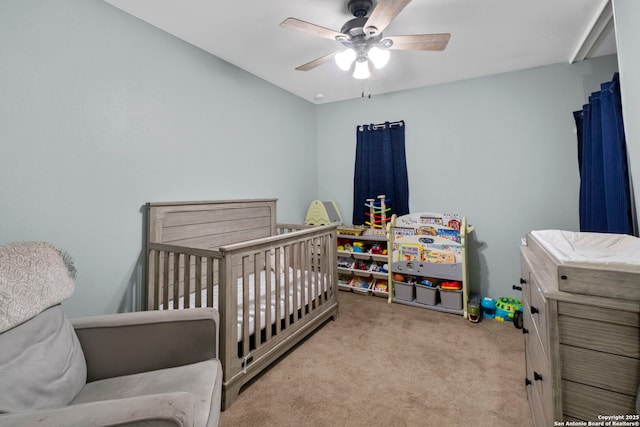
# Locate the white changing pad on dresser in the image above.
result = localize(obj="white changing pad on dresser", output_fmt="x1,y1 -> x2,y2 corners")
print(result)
530,230 -> 640,273
527,230 -> 640,302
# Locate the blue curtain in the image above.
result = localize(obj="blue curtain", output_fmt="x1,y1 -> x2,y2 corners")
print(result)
352,121 -> 409,225
573,73 -> 633,234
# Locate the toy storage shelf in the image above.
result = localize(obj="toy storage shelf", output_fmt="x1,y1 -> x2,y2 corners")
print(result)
337,228 -> 390,297
387,212 -> 474,319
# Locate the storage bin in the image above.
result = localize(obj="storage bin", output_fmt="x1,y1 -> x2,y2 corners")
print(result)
371,279 -> 389,298
393,280 -> 414,302
351,277 -> 372,295
415,283 -> 438,306
440,288 -> 463,310
338,274 -> 353,292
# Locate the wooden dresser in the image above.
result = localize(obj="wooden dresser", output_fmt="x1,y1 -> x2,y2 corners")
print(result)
519,231 -> 640,426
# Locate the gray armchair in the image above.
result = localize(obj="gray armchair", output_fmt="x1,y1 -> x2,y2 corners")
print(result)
0,242 -> 222,427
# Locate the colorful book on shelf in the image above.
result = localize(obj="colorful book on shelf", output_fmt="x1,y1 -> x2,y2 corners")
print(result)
420,215 -> 443,225
428,243 -> 462,256
398,244 -> 421,261
424,249 -> 457,264
436,228 -> 461,243
442,214 -> 462,231
394,227 -> 415,237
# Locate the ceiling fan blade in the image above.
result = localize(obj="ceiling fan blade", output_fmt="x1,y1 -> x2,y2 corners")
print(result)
386,33 -> 451,51
295,52 -> 337,71
280,17 -> 344,41
364,0 -> 412,35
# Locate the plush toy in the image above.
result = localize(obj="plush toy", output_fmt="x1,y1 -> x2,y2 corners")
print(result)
352,242 -> 366,253
370,243 -> 383,255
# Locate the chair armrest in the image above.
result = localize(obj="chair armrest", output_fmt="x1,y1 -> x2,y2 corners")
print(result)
72,308 -> 219,382
0,392 -> 194,427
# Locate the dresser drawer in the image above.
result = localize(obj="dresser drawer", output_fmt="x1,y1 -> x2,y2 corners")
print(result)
525,317 -> 554,427
562,380 -> 638,420
558,301 -> 640,327
527,275 -> 549,358
526,375 -> 551,427
560,344 -> 640,396
558,315 -> 640,358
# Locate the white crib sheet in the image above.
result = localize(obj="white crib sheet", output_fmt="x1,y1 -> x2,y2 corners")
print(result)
163,268 -> 326,340
531,230 -> 640,272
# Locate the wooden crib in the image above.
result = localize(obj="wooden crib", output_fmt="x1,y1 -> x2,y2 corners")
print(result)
144,199 -> 339,409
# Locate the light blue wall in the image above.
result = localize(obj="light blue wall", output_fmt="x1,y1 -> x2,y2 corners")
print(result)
316,55 -> 619,300
0,0 -> 318,317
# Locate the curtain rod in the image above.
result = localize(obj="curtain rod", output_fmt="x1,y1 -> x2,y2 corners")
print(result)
359,120 -> 404,131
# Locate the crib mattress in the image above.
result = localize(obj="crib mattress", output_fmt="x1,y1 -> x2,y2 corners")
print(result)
163,268 -> 326,340
528,230 -> 640,301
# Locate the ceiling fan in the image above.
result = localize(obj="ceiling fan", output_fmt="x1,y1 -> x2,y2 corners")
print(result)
280,0 -> 451,79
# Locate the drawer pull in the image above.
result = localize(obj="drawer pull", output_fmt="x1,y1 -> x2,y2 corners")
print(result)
512,285 -> 522,291
522,327 -> 528,334
525,378 -> 532,386
534,372 -> 543,381
530,306 -> 539,315
520,278 -> 527,285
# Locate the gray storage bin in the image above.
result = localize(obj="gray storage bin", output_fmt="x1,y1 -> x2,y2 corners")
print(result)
415,283 -> 438,306
393,281 -> 414,301
440,288 -> 463,310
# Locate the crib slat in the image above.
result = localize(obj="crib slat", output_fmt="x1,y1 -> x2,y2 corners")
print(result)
284,245 -> 291,329
173,253 -> 180,310
253,252 -> 261,348
316,237 -> 329,304
274,247 -> 282,335
301,239 -> 307,317
298,241 -> 304,320
301,241 -> 308,318
317,236 -> 324,306
325,237 -> 330,300
264,249 -> 272,342
153,250 -> 160,310
298,240 -> 304,318
207,257 -> 214,308
242,257 -> 250,356
195,256 -> 202,308
184,254 -> 191,308
309,240 -> 314,310
306,239 -> 312,315
313,239 -> 319,305
311,238 -> 317,308
292,242 -> 299,323
163,252 -> 169,310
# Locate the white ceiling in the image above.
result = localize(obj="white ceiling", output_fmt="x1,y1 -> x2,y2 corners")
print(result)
102,0 -> 617,104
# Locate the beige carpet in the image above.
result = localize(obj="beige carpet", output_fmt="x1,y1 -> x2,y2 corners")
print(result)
219,291 -> 534,427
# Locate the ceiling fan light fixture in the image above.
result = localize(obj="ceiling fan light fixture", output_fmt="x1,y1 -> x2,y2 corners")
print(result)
353,59 -> 371,79
335,48 -> 357,71
368,46 -> 390,69
282,0 -> 452,84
